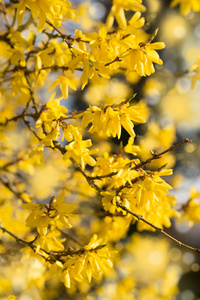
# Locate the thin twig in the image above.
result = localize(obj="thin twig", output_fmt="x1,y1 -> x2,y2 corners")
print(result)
105,56 -> 122,66
86,139 -> 191,182
0,226 -> 106,262
116,202 -> 200,255
155,69 -> 190,78
0,158 -> 23,170
0,176 -> 23,200
0,114 -> 25,126
135,138 -> 192,169
0,226 -> 53,261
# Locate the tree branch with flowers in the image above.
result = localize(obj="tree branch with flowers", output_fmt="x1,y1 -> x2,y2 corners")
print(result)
1,0 -> 200,299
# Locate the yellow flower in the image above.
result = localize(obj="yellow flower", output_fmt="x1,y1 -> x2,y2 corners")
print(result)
9,44 -> 26,67
69,48 -> 96,89
29,145 -> 44,165
42,126 -> 61,147
74,29 -> 90,51
36,93 -> 67,131
190,187 -> 200,200
179,187 -> 200,226
124,137 -> 141,155
50,190 -> 75,228
107,0 -> 146,29
15,0 -> 74,31
81,100 -> 146,138
63,135 -> 98,169
128,12 -> 145,29
124,170 -> 173,211
35,231 -> 66,252
120,101 -> 146,136
189,58 -> 200,89
124,41 -> 165,76
21,191 -> 75,235
36,47 -> 54,70
182,200 -> 200,226
69,48 -> 110,89
11,71 -> 30,97
21,202 -> 51,236
62,124 -> 81,142
49,74 -> 77,99
62,234 -> 114,288
35,93 -> 68,147
86,26 -> 110,62
101,191 -> 120,214
170,0 -> 200,16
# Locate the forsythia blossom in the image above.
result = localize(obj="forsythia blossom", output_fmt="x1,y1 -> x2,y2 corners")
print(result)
123,42 -> 165,76
15,0 -> 75,32
63,135 -> 98,169
21,191 -> 75,235
180,187 -> 200,226
81,100 -> 146,138
62,234 -> 113,288
106,0 -> 146,29
36,93 -> 67,131
126,169 -> 173,210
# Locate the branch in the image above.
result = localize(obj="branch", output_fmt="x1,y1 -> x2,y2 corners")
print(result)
45,20 -> 89,48
135,138 -> 192,169
86,139 -> 191,182
116,202 -> 200,255
76,165 -> 103,193
0,176 -> 24,201
0,113 -> 25,126
155,69 -> 190,78
0,226 -> 106,262
105,56 -> 122,66
0,225 -> 53,261
0,158 -> 23,170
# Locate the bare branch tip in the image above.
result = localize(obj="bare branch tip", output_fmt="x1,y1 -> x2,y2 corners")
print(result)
185,138 -> 192,143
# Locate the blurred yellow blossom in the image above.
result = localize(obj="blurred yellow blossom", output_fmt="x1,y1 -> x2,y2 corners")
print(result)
170,0 -> 200,15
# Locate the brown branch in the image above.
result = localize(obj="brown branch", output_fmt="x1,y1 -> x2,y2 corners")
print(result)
105,56 -> 122,67
135,138 -> 192,169
0,176 -> 24,200
114,174 -> 144,193
0,226 -> 53,262
0,226 -> 106,263
154,69 -> 190,78
23,117 -> 42,141
86,139 -> 191,183
116,202 -> 200,255
0,158 -> 23,170
87,172 -> 117,180
0,114 -> 25,126
73,162 -> 103,193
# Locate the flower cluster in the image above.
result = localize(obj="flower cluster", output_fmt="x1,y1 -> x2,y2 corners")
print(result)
63,134 -> 98,169
21,191 -> 75,235
1,0 -> 199,298
81,100 -> 146,138
16,0 -> 75,32
62,234 -> 113,288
